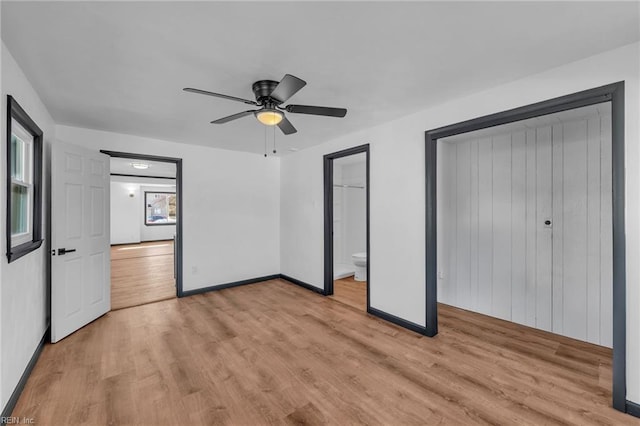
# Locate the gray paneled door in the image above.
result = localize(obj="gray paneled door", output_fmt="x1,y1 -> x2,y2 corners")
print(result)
51,141 -> 110,343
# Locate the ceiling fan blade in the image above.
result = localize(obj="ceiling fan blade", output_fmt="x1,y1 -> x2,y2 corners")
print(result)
269,74 -> 307,103
210,110 -> 257,124
286,104 -> 347,118
184,88 -> 257,106
277,116 -> 297,135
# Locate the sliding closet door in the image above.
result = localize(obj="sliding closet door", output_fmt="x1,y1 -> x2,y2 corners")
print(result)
437,107 -> 612,347
438,130 -> 555,328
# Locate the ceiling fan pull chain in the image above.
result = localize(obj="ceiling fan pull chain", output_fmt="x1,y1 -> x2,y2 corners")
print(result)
264,125 -> 267,157
272,125 -> 277,154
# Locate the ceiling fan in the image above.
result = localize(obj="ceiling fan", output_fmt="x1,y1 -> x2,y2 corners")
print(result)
183,74 -> 347,135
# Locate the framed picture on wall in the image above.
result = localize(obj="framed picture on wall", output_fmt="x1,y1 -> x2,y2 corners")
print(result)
144,191 -> 177,226
6,95 -> 44,262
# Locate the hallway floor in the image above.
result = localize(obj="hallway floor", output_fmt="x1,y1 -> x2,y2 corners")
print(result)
111,240 -> 175,310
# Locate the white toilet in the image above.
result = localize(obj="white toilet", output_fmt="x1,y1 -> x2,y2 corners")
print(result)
351,252 -> 367,281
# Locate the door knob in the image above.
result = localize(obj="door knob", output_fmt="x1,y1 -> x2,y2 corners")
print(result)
57,248 -> 77,255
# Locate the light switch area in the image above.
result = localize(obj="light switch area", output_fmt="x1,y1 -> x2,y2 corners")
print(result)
438,271 -> 444,279
192,266 -> 198,274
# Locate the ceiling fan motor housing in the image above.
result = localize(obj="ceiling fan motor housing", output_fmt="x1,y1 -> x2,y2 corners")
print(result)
252,80 -> 280,104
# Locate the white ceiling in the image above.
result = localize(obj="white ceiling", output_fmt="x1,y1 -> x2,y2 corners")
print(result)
2,2 -> 638,155
110,157 -> 176,177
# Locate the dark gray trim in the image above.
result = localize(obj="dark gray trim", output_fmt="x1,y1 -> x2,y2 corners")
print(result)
626,400 -> 640,418
368,307 -> 429,336
610,83 -> 626,413
280,274 -> 326,295
425,129 -> 438,337
6,95 -> 44,263
425,82 -> 626,411
323,154 -> 334,294
101,151 -> 183,164
426,88 -> 613,140
101,150 -> 184,297
323,144 -> 370,307
143,191 -> 177,227
1,331 -> 46,420
181,274 -> 280,297
110,172 -> 176,180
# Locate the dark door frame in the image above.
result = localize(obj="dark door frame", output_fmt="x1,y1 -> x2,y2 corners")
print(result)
100,150 -> 185,297
324,144 -> 370,311
425,82 -> 626,412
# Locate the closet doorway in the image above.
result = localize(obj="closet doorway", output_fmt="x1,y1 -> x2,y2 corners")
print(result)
425,82 -> 626,410
438,102 -> 613,346
324,145 -> 370,311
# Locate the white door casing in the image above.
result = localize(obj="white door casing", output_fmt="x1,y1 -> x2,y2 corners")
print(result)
51,141 -> 110,343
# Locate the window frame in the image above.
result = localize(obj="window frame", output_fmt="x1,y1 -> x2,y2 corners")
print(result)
144,191 -> 177,227
6,95 -> 43,262
10,120 -> 34,246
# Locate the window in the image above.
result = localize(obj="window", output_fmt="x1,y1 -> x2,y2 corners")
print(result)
144,192 -> 177,226
6,96 -> 43,262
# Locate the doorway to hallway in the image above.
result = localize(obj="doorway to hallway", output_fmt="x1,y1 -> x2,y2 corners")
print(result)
103,151 -> 183,309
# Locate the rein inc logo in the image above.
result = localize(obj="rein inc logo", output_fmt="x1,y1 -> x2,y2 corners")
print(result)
0,418 -> 34,424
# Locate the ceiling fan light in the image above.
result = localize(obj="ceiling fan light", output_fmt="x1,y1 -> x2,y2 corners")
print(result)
256,109 -> 284,126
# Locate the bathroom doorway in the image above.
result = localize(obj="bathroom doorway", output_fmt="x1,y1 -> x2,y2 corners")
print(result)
324,145 -> 370,311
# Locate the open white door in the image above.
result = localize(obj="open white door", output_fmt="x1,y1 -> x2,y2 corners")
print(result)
51,141 -> 110,343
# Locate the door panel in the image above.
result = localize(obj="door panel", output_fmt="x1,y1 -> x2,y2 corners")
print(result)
491,134 -> 512,321
476,138 -> 493,314
535,126 -> 553,332
52,141 -> 110,343
511,131 -> 527,326
560,119 -> 589,341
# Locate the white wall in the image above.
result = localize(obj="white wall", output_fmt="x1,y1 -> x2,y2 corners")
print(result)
110,181 -> 140,244
56,125 -> 280,292
280,42 -> 640,402
110,181 -> 177,244
110,176 -> 177,244
437,110 -> 613,347
0,42 -> 55,412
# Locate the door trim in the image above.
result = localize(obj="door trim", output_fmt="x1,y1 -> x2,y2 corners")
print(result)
100,150 -> 185,297
424,82 -> 626,411
323,144 -> 370,311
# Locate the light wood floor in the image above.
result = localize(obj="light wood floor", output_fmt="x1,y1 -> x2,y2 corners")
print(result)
13,279 -> 635,425
331,276 -> 366,310
111,241 -> 175,310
